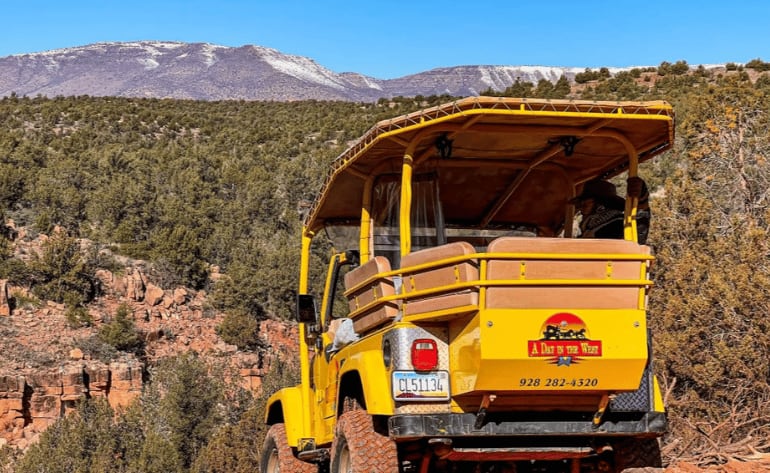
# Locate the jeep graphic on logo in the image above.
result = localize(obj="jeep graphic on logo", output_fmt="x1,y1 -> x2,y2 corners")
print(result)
528,313 -> 602,366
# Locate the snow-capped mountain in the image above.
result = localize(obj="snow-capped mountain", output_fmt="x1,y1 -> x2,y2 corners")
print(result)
0,41 -> 592,101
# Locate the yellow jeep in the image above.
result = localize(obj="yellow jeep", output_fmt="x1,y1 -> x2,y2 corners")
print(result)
261,97 -> 674,473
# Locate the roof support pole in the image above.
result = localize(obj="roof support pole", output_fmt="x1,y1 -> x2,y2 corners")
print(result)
359,175 -> 375,264
400,143 -> 417,257
623,144 -> 640,242
299,230 -> 313,294
298,229 -> 313,439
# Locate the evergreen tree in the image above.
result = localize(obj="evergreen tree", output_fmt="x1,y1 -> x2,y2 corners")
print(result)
28,229 -> 97,306
552,75 -> 571,98
98,303 -> 143,352
146,353 -> 224,469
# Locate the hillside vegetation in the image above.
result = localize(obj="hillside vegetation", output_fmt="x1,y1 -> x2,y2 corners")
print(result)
2,60 -> 770,470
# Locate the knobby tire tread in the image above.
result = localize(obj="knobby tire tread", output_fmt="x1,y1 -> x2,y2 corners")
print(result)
331,401 -> 398,473
261,423 -> 317,473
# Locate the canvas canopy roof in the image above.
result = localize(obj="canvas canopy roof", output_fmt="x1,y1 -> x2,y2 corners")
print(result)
304,96 -> 674,236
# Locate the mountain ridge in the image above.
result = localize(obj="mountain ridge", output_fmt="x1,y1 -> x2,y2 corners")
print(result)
0,41 -> 646,101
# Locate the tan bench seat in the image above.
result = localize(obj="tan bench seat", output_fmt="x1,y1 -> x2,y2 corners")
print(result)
485,237 -> 650,310
399,241 -> 479,316
344,256 -> 399,333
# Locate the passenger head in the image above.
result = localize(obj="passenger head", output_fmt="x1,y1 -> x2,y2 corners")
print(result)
570,179 -> 624,214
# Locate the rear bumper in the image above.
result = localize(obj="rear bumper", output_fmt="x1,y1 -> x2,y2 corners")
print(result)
388,412 -> 666,439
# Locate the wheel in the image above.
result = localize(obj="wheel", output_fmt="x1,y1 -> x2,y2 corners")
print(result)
613,438 -> 662,472
330,399 -> 398,473
260,423 -> 316,473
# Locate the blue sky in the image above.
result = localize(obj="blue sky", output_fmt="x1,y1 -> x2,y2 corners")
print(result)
2,0 -> 769,79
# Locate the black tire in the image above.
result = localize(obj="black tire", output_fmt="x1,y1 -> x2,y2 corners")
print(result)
613,438 -> 663,472
260,423 -> 316,473
330,399 -> 399,473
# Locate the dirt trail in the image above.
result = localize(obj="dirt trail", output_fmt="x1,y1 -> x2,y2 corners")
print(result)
663,459 -> 770,472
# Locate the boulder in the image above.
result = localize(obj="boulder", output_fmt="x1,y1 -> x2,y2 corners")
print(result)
113,274 -> 127,296
162,295 -> 174,309
173,287 -> 188,305
68,348 -> 84,360
126,269 -> 145,301
94,269 -> 113,290
145,283 -> 164,306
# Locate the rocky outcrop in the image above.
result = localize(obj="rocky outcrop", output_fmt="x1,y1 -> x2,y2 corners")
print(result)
0,361 -> 143,448
100,362 -> 143,408
0,375 -> 25,444
0,226 -> 302,450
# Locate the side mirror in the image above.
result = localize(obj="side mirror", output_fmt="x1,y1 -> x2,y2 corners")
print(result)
296,294 -> 318,324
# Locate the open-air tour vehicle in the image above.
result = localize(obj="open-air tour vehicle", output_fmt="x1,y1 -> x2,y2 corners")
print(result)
261,96 -> 675,473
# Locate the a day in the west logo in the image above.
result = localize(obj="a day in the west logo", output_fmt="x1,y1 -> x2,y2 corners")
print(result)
527,312 -> 602,366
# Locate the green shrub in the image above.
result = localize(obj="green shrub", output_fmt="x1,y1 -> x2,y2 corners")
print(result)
66,305 -> 93,328
0,256 -> 33,286
76,335 -> 118,363
28,230 -> 97,306
134,431 -> 184,473
575,67 -> 612,84
574,68 -> 599,84
0,232 -> 10,261
745,57 -> 770,72
670,60 -> 690,75
0,444 -> 21,473
8,290 -> 41,310
98,303 -> 142,352
216,308 -> 263,351
148,225 -> 210,290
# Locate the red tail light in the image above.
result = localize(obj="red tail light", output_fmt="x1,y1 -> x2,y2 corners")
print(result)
411,339 -> 438,371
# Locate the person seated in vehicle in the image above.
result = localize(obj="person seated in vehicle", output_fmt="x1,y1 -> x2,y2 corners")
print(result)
571,177 -> 650,244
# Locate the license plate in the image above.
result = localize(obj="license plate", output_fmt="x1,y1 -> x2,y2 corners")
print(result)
392,371 -> 450,401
